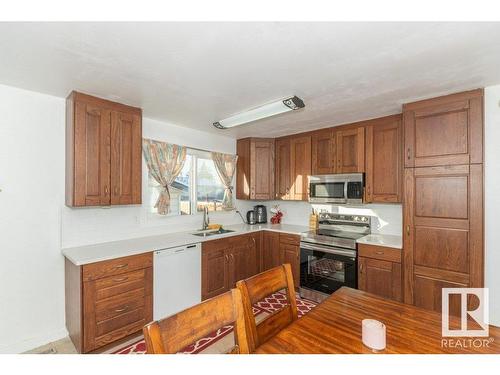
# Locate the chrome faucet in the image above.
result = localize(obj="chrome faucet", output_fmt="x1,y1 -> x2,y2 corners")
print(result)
202,206 -> 210,230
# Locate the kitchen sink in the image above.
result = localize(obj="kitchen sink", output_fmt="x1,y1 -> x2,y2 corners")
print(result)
191,228 -> 235,237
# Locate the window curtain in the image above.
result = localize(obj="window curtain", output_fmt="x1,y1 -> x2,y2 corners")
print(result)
211,152 -> 238,210
142,139 -> 186,215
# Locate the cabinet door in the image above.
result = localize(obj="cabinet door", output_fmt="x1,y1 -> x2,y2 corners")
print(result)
202,241 -> 230,300
413,271 -> 467,316
250,139 -> 275,200
228,234 -> 259,287
289,136 -> 312,201
262,231 -> 281,271
311,129 -> 335,174
110,111 -> 142,205
365,116 -> 402,203
336,127 -> 365,173
358,257 -> 402,301
275,138 -> 291,200
280,240 -> 300,287
403,164 -> 483,306
236,138 -> 250,200
403,89 -> 483,168
73,101 -> 111,206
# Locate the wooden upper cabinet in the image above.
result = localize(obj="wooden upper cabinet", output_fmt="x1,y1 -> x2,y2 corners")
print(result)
275,138 -> 291,200
66,92 -> 142,207
110,111 -> 142,205
335,126 -> 365,173
365,115 -> 402,203
311,128 -> 335,174
289,135 -> 312,201
236,138 -> 275,200
403,89 -> 483,168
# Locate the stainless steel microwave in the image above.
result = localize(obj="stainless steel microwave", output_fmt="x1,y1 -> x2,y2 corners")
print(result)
308,173 -> 364,204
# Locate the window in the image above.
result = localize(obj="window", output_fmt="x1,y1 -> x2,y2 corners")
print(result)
149,149 -> 227,216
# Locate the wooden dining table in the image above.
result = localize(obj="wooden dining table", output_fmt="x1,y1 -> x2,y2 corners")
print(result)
255,287 -> 500,354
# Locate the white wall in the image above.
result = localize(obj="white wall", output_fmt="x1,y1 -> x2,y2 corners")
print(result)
0,84 -> 66,353
485,85 -> 500,327
237,200 -> 402,235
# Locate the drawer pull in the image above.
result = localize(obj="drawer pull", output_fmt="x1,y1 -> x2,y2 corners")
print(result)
375,251 -> 384,255
113,276 -> 129,282
113,263 -> 128,270
114,306 -> 129,313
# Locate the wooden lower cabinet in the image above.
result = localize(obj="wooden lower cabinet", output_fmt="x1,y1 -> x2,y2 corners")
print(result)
201,231 -> 301,300
358,244 -> 402,302
202,233 -> 261,301
65,253 -> 153,353
279,233 -> 300,287
201,239 -> 231,300
262,231 -> 281,271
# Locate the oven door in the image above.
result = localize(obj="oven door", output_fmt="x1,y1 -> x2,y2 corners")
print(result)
308,181 -> 346,203
299,242 -> 357,296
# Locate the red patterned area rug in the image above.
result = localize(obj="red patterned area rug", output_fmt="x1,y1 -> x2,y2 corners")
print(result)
112,292 -> 316,354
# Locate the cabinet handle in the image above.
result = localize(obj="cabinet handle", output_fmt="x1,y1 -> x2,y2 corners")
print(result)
114,306 -> 129,313
113,263 -> 128,269
359,263 -> 363,272
375,251 -> 384,255
104,186 -> 108,196
406,225 -> 410,236
251,237 -> 256,247
407,148 -> 411,160
113,276 -> 128,282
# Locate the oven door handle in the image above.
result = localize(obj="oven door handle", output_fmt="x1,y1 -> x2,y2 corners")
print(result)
300,242 -> 357,258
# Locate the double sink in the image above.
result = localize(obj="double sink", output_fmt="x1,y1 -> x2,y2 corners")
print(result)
191,228 -> 235,237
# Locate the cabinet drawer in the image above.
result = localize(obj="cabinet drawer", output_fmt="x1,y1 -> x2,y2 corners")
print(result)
96,306 -> 146,337
358,244 -> 401,263
95,289 -> 145,322
279,233 -> 300,245
94,269 -> 147,301
82,252 -> 153,281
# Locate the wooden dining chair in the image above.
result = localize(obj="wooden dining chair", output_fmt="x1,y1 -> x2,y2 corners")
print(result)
142,288 -> 250,354
236,263 -> 298,352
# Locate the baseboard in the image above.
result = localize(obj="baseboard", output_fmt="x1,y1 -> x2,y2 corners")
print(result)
0,327 -> 69,354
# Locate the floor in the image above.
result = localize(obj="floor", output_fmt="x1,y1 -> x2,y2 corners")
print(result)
25,337 -> 78,354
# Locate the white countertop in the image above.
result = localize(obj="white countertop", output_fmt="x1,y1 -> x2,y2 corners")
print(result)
356,234 -> 403,249
62,223 -> 310,266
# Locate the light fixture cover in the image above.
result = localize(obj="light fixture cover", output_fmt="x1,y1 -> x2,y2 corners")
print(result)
213,96 -> 305,129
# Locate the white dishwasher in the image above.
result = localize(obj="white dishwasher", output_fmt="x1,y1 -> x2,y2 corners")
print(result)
153,243 -> 201,320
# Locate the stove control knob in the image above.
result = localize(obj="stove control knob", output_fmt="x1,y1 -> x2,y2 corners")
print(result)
353,216 -> 359,221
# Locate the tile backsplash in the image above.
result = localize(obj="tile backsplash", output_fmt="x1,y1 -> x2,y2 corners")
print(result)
236,200 -> 402,235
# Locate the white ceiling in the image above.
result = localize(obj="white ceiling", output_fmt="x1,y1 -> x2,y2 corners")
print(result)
1,22 -> 500,138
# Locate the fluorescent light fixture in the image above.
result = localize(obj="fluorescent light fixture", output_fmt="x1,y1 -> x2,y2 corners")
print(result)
213,96 -> 305,129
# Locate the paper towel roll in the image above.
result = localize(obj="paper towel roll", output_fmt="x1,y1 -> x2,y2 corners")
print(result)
362,319 -> 386,351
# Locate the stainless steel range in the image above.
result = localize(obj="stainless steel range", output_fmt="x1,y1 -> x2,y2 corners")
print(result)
299,213 -> 371,303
